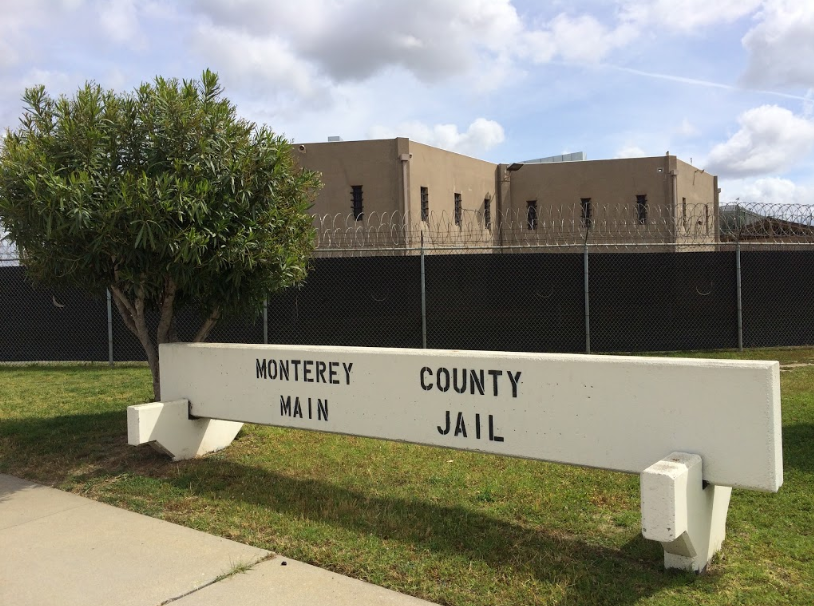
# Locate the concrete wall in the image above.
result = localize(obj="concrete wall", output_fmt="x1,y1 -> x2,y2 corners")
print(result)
295,138 -> 408,250
502,155 -> 678,247
407,141 -> 498,248
675,158 -> 718,245
294,139 -> 403,216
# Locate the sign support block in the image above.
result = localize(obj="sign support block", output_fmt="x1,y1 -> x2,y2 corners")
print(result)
641,452 -> 732,572
127,399 -> 243,461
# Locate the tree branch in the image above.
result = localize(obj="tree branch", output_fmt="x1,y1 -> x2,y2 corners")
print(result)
132,282 -> 150,349
193,308 -> 221,342
156,275 -> 177,345
111,277 -> 161,399
132,280 -> 162,400
109,285 -> 138,337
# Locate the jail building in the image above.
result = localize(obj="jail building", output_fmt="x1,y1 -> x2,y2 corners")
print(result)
294,137 -> 719,251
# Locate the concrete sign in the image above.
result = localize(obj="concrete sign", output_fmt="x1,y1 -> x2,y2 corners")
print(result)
128,343 -> 783,571
159,343 -> 780,491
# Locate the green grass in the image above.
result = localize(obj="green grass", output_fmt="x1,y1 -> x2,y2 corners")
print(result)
1,350 -> 813,605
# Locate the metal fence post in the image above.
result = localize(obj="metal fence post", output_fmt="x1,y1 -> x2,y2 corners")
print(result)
263,297 -> 269,345
584,241 -> 591,354
736,240 -> 744,352
421,231 -> 427,349
734,204 -> 744,352
106,288 -> 114,367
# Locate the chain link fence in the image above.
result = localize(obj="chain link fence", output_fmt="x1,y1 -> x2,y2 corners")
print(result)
2,202 -> 814,362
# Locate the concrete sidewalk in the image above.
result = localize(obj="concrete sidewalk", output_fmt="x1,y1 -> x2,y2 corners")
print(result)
0,474 -> 437,606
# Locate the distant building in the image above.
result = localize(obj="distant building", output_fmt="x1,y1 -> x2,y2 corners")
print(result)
720,204 -> 814,244
295,138 -> 719,251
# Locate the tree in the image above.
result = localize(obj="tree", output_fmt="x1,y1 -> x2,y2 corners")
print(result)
0,70 -> 320,400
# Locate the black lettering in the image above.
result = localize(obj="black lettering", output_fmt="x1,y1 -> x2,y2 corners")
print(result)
303,360 -> 314,382
291,360 -> 302,381
420,367 -> 433,390
256,359 -> 267,379
437,410 -> 451,435
453,368 -> 467,394
316,361 -> 327,383
508,371 -> 522,398
280,360 -> 289,381
489,415 -> 504,442
268,359 -> 277,380
488,370 -> 503,396
318,399 -> 328,421
308,397 -> 312,419
329,361 -> 339,384
280,395 -> 292,416
437,368 -> 450,392
343,362 -> 353,385
454,412 -> 467,437
470,369 -> 485,395
293,397 -> 303,418
475,413 -> 481,439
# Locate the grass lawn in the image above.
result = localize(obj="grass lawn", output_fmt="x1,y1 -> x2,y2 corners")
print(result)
1,349 -> 813,605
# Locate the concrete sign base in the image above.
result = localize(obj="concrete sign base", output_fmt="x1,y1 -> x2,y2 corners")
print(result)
641,452 -> 732,572
127,400 -> 243,461
127,343 -> 783,572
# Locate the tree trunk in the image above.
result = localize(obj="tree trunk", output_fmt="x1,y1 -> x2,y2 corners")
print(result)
109,280 -> 220,401
156,276 -> 177,346
110,284 -> 161,401
194,308 -> 221,342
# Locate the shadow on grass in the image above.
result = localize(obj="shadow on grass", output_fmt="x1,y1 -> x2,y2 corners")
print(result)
782,423 -> 814,474
176,456 -> 690,604
0,412 -> 708,604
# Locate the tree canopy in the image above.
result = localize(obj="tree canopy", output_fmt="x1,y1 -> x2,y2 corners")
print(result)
0,70 -> 321,399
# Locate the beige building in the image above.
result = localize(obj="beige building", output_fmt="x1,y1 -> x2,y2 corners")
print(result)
295,138 -> 719,251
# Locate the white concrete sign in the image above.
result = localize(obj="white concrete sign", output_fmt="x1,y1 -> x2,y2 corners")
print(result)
128,342 -> 783,571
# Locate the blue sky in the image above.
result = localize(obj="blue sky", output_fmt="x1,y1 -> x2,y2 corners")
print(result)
1,0 -> 813,204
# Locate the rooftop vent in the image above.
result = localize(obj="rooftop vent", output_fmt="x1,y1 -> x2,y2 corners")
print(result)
521,152 -> 586,164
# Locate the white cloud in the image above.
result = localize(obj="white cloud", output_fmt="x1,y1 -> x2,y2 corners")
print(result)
188,0 -> 648,91
0,40 -> 20,69
805,89 -> 814,117
191,24 -> 330,106
706,105 -> 814,178
98,0 -> 145,48
722,177 -> 814,205
0,0 -> 82,68
741,0 -> 814,89
190,0 -> 520,83
368,118 -> 505,156
18,69 -> 75,93
518,14 -> 633,64
181,0 -> 803,133
621,0 -> 763,33
614,144 -> 647,158
676,118 -> 699,137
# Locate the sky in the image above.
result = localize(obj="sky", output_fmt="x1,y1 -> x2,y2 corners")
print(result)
1,0 -> 813,204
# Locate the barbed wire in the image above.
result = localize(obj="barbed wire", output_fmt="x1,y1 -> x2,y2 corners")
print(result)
313,202 -> 814,252
719,203 -> 814,241
3,202 -> 814,265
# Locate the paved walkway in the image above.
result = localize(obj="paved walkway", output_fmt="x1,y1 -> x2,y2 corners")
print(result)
0,474 -> 437,606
